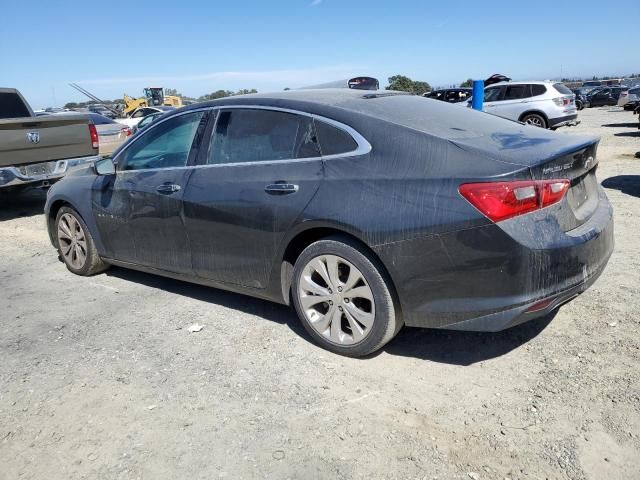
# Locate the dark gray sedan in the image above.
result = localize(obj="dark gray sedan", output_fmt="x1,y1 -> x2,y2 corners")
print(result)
44,89 -> 614,357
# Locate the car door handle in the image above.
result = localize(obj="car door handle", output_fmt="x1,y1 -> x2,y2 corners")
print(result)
156,183 -> 181,194
264,183 -> 299,195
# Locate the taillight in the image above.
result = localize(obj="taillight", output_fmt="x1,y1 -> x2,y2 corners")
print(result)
88,124 -> 99,149
459,179 -> 570,223
552,97 -> 572,106
121,127 -> 132,137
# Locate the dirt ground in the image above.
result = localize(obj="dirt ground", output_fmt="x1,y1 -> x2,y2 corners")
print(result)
1,107 -> 639,480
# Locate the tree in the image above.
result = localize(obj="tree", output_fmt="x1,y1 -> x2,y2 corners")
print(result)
165,88 -> 182,97
64,102 -> 79,109
386,75 -> 431,95
197,88 -> 258,102
460,78 -> 473,87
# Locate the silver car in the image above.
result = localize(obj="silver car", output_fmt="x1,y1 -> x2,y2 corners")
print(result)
87,113 -> 132,156
618,87 -> 640,110
476,81 -> 579,129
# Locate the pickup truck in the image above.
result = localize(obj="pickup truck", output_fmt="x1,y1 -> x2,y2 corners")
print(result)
0,88 -> 99,191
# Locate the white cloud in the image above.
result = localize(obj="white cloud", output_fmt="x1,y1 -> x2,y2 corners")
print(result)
74,65 -> 365,90
311,0 -> 322,6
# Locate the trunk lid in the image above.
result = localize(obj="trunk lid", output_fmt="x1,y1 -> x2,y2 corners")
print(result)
451,130 -> 601,231
528,140 -> 600,231
0,114 -> 97,168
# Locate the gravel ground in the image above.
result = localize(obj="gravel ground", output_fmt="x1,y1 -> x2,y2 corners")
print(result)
1,106 -> 639,480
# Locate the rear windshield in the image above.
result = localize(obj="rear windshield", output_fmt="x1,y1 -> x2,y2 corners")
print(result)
553,83 -> 573,95
89,113 -> 116,125
0,92 -> 31,119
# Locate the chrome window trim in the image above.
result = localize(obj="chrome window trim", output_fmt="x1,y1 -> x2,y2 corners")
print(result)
113,104 -> 371,173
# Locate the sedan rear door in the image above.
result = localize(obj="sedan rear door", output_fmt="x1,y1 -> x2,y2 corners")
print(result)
183,107 -> 323,289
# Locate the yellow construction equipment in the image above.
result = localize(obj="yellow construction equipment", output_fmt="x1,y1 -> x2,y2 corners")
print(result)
122,88 -> 183,116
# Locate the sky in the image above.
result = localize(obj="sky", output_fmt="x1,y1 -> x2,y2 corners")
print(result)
3,0 -> 638,108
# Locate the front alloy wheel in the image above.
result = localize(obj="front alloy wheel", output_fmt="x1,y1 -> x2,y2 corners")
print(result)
57,213 -> 88,269
55,206 -> 108,276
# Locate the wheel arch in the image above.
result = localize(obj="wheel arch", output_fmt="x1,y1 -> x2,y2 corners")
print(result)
278,223 -> 402,321
47,199 -> 73,247
518,110 -> 549,125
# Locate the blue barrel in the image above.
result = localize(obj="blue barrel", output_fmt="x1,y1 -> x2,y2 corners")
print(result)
472,80 -> 484,111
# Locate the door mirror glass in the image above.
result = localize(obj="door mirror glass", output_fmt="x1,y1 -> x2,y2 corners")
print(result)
95,157 -> 115,175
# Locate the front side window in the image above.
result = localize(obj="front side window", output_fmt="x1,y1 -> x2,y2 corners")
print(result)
484,87 -> 503,102
208,109 -> 320,165
119,111 -> 206,171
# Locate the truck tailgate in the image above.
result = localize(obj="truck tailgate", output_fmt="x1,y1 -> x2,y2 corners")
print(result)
0,114 -> 96,168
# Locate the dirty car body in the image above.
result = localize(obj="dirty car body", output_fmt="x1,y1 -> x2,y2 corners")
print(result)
45,89 -> 614,336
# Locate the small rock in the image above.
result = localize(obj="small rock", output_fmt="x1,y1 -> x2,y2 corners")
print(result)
608,322 -> 617,327
272,450 -> 285,460
468,472 -> 480,480
147,405 -> 157,410
188,324 -> 204,333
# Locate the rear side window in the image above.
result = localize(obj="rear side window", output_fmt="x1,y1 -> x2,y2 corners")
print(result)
503,85 -> 531,100
630,88 -> 640,95
0,92 -> 31,119
315,121 -> 358,156
553,83 -> 573,95
531,84 -> 547,96
208,109 -> 320,165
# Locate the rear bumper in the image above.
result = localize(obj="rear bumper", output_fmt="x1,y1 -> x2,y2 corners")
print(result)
549,114 -> 580,128
440,252 -> 609,332
0,155 -> 99,189
374,191 -> 614,331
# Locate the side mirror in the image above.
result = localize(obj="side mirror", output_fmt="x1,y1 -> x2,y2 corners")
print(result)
94,157 -> 115,175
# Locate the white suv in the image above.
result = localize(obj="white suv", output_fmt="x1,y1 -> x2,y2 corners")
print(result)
477,81 -> 579,129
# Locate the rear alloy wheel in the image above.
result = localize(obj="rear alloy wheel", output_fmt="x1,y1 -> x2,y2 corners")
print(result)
521,113 -> 548,129
55,206 -> 108,276
292,236 -> 401,357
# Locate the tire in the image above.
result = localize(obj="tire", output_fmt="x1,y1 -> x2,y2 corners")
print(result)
291,235 -> 401,357
521,113 -> 548,129
55,206 -> 108,276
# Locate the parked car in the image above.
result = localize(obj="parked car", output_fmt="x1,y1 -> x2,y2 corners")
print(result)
44,89 -> 613,357
424,88 -> 472,103
87,113 -> 132,156
0,87 -> 99,192
470,81 -> 578,129
582,81 -> 602,88
131,111 -> 164,134
587,86 -> 627,107
116,106 -> 174,128
572,88 -> 590,110
617,87 -> 640,110
88,104 -> 117,119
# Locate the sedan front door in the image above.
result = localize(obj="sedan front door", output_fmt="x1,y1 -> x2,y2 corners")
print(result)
93,110 -> 209,274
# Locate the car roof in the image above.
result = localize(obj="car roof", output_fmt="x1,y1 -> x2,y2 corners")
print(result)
487,81 -> 556,87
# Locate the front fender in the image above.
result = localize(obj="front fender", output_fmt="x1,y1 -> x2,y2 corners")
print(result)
44,172 -> 105,254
